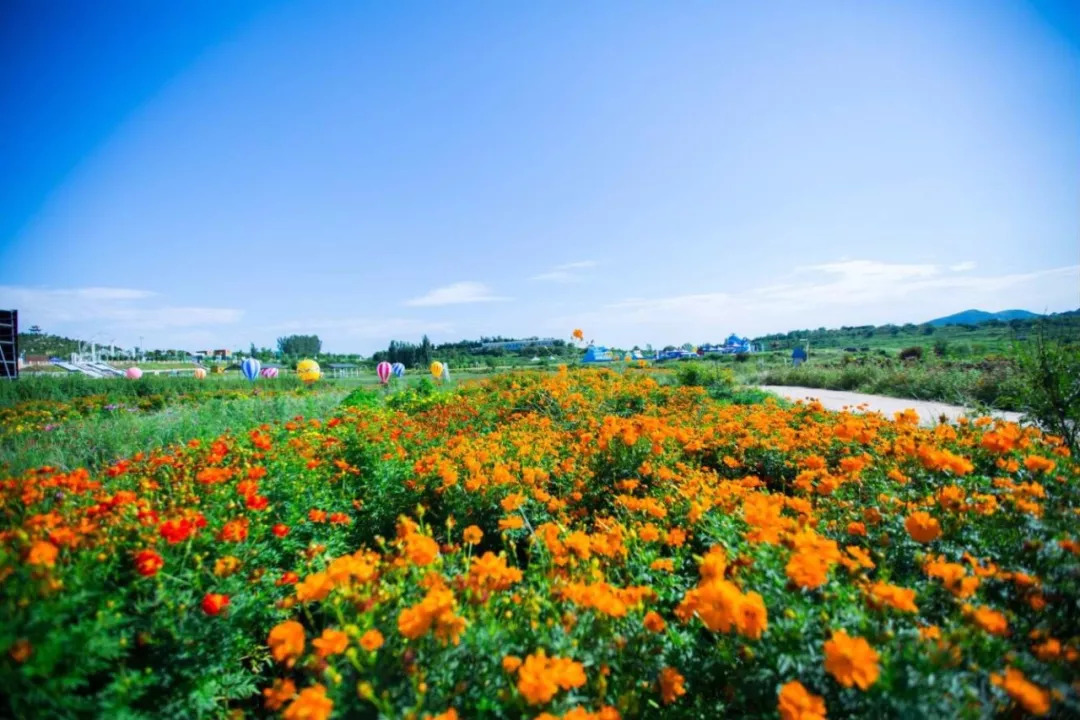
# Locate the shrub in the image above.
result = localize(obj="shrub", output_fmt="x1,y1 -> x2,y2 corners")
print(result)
898,346 -> 924,362
1012,335 -> 1080,453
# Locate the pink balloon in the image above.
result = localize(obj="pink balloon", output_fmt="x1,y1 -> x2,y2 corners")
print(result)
126,367 -> 142,380
193,368 -> 207,380
376,361 -> 391,384
261,367 -> 279,379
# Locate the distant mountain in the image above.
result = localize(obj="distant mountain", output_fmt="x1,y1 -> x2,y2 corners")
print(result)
927,309 -> 1040,327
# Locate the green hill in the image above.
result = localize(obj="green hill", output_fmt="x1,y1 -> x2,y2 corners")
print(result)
926,308 -> 1039,327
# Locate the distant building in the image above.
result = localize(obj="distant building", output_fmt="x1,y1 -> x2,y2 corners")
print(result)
583,346 -> 614,363
697,333 -> 755,355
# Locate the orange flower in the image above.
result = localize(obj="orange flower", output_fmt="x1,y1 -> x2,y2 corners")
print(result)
823,630 -> 879,690
991,668 -> 1050,716
904,512 -> 941,543
786,552 -> 830,589
134,549 -> 163,577
9,639 -> 32,663
643,611 -> 666,633
213,555 -> 241,578
502,655 -> 523,673
658,667 -> 686,705
499,515 -> 524,531
463,525 -> 483,545
516,650 -> 586,705
269,620 -> 305,665
736,591 -> 769,639
405,533 -> 440,566
218,517 -> 249,543
360,629 -> 384,651
295,572 -> 335,603
1024,455 -> 1055,474
778,680 -> 827,720
263,678 -> 297,710
27,540 -> 59,567
283,684 -> 333,720
866,582 -> 918,613
312,628 -> 348,657
972,606 -> 1009,636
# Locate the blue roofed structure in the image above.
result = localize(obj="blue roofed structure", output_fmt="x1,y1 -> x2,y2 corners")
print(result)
583,346 -> 614,363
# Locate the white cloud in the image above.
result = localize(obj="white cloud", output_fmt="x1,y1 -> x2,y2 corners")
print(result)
531,260 -> 598,283
546,260 -> 1080,349
950,261 -> 976,272
269,317 -> 453,338
404,281 -> 509,306
0,286 -> 242,327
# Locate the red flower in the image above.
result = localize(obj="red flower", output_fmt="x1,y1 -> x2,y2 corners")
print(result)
159,519 -> 195,544
328,512 -> 350,525
201,593 -> 230,615
276,571 -> 300,586
272,523 -> 290,538
134,549 -> 164,577
245,494 -> 269,511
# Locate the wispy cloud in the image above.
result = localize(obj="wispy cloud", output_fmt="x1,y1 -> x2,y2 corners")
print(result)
949,261 -> 976,272
531,260 -> 598,283
547,260 -> 1079,348
269,317 -> 453,338
0,286 -> 242,329
404,281 -> 510,307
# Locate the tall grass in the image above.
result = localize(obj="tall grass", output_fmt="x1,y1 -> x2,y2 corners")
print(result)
0,392 -> 348,475
0,373 -> 319,407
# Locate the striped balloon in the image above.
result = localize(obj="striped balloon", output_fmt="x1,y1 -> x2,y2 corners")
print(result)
241,358 -> 261,381
441,362 -> 450,381
193,367 -> 207,380
376,361 -> 391,384
429,362 -> 443,380
261,367 -> 279,379
391,362 -> 405,378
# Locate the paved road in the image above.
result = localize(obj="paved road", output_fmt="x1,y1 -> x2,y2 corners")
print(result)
759,385 -> 1025,426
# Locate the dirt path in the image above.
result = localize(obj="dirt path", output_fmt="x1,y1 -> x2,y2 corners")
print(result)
758,385 -> 1025,426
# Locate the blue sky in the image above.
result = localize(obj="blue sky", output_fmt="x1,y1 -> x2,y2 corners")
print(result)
1,1 -> 1078,353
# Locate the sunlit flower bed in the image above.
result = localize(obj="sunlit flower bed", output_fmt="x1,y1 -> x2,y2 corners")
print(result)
1,369 -> 1077,718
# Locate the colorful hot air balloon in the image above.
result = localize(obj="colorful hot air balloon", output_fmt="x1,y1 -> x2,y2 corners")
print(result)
242,358 -> 261,381
261,367 -> 279,379
297,359 -> 321,383
376,361 -> 391,384
126,367 -> 142,380
429,361 -> 443,380
193,367 -> 207,380
391,362 -> 405,378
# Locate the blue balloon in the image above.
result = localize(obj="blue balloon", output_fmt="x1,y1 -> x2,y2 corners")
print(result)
241,357 -> 261,381
391,362 -> 405,378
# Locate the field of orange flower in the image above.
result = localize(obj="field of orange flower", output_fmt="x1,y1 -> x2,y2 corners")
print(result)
2,368 -> 1078,719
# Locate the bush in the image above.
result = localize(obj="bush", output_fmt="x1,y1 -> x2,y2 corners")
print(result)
1012,335 -> 1080,453
898,346 -> 924,362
